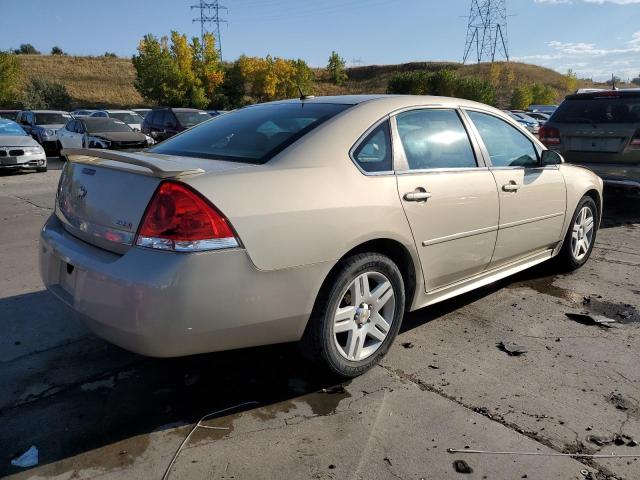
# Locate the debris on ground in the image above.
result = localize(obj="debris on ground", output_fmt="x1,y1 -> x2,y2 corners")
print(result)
565,313 -> 616,328
587,435 -> 612,446
452,459 -> 473,474
497,341 -> 528,356
383,457 -> 392,466
401,342 -> 414,349
608,392 -> 634,411
10,446 -> 38,468
321,385 -> 346,394
428,364 -> 440,370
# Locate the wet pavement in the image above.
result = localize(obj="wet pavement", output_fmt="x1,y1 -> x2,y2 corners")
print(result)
1,160 -> 639,479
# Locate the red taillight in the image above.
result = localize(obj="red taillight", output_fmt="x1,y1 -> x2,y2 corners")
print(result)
631,130 -> 640,146
135,181 -> 239,252
539,125 -> 561,145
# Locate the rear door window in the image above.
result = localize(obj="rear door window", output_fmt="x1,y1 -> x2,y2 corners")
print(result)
150,103 -> 351,164
396,109 -> 477,170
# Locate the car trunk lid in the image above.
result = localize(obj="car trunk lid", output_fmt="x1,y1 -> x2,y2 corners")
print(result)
56,148 -> 252,254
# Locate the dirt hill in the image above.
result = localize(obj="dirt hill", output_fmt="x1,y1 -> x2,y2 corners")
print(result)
17,55 -> 611,108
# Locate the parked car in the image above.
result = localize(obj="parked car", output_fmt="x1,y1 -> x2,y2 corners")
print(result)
0,119 -> 47,172
503,110 -> 540,134
206,110 -> 227,117
41,95 -> 602,377
541,89 -> 640,193
132,108 -> 151,118
90,110 -> 145,131
141,107 -> 211,142
524,111 -> 550,125
528,104 -> 558,115
71,109 -> 96,117
0,110 -> 20,121
16,110 -> 72,156
58,117 -> 154,155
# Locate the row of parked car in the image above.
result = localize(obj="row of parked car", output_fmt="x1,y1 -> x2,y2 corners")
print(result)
501,105 -> 558,135
0,106 -> 223,173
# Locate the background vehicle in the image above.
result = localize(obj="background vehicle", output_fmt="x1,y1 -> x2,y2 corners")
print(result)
541,89 -> 640,193
141,107 -> 211,142
132,108 -> 151,118
528,104 -> 558,115
16,110 -> 71,156
206,110 -> 227,117
503,110 -> 540,134
58,117 -> 153,154
42,95 -> 602,378
0,119 -> 47,172
71,109 -> 96,117
0,110 -> 20,121
90,109 -> 145,131
524,111 -> 550,125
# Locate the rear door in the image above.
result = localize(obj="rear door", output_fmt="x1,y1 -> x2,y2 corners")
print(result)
393,108 -> 499,291
465,109 -> 566,268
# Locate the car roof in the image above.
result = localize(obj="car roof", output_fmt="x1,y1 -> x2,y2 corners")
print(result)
567,89 -> 640,100
80,117 -> 123,123
27,110 -> 70,114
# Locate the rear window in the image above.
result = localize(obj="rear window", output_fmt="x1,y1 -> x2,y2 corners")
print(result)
85,119 -> 133,133
552,97 -> 640,124
35,112 -> 71,125
174,111 -> 211,128
150,103 -> 351,164
110,112 -> 143,124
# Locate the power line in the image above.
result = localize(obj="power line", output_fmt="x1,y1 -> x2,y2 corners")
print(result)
462,0 -> 509,64
191,0 -> 228,59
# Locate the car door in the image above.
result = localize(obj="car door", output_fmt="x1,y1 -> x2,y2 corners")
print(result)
58,120 -> 75,149
464,109 -> 566,267
72,120 -> 85,148
162,111 -> 179,140
393,108 -> 500,291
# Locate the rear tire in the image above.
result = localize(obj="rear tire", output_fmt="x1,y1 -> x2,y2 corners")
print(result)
556,196 -> 598,271
301,253 -> 405,378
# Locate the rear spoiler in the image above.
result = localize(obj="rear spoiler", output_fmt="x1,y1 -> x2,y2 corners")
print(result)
62,148 -> 205,179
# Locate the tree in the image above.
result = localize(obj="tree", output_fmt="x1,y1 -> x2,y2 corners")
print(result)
104,52 -> 117,58
22,79 -> 72,110
563,69 -> 578,93
510,84 -> 533,110
14,44 -> 40,55
0,51 -> 21,106
530,83 -> 557,105
51,46 -> 65,55
326,51 -> 347,85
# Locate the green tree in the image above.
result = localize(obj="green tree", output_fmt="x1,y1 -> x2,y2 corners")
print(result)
51,46 -> 65,55
104,52 -> 117,58
0,51 -> 21,106
563,69 -> 578,93
428,69 -> 459,97
510,84 -> 533,110
530,83 -> 557,105
326,51 -> 347,85
22,79 -> 72,110
14,44 -> 40,55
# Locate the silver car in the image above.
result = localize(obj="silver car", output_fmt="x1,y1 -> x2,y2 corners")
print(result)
0,119 -> 47,172
40,95 -> 602,377
16,110 -> 72,156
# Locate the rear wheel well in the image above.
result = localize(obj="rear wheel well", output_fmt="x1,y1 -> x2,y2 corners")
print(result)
323,239 -> 417,312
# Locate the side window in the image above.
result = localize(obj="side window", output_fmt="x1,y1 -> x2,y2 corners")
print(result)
466,111 -> 539,168
353,120 -> 392,173
146,111 -> 157,126
395,109 -> 477,170
66,120 -> 76,131
76,121 -> 85,133
94,111 -> 107,118
164,111 -> 177,128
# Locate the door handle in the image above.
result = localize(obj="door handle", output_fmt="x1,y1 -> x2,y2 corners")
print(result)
502,181 -> 519,192
403,189 -> 432,202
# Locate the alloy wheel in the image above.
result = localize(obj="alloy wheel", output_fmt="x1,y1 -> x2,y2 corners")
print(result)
333,271 -> 396,361
571,205 -> 595,261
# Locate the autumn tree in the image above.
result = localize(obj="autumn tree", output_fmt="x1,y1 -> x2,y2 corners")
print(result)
510,84 -> 533,110
327,51 -> 347,85
0,51 -> 21,106
563,69 -> 578,93
530,83 -> 557,105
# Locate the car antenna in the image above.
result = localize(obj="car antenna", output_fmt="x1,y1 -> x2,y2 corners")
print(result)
298,85 -> 314,101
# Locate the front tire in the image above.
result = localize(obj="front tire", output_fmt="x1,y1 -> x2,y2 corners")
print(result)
557,195 -> 598,270
302,253 -> 405,378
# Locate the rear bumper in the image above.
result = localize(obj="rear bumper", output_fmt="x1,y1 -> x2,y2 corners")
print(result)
39,215 -> 329,357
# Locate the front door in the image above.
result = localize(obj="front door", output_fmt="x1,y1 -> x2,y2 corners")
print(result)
464,110 -> 566,267
394,108 -> 500,291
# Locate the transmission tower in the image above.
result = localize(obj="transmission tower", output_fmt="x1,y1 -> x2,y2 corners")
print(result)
462,0 -> 509,64
191,0 -> 228,59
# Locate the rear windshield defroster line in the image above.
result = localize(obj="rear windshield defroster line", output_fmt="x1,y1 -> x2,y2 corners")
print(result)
149,103 -> 352,164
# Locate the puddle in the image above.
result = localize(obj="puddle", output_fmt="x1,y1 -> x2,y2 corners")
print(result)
508,275 -> 580,303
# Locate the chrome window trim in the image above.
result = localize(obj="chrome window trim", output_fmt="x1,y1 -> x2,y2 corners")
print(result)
391,106 -> 486,174
348,115 -> 395,177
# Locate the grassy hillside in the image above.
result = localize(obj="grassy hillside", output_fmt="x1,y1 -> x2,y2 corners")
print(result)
17,54 -> 623,108
19,55 -> 143,107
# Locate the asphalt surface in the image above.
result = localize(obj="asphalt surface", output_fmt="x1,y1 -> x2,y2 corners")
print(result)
1,158 -> 639,479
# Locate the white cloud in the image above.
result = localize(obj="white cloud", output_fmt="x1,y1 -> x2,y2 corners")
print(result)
512,31 -> 640,80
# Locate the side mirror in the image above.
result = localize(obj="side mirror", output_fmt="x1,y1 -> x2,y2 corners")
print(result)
541,150 -> 564,166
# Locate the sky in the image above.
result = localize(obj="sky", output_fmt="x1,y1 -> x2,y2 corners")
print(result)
0,0 -> 638,81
